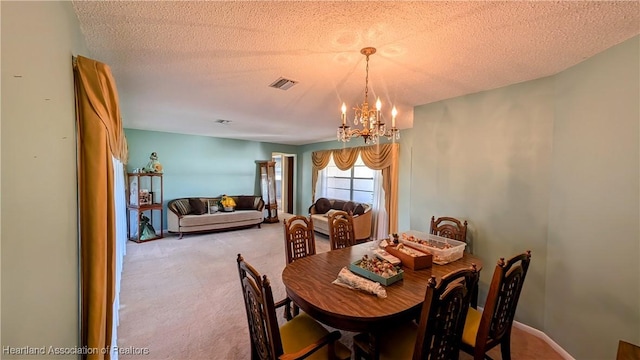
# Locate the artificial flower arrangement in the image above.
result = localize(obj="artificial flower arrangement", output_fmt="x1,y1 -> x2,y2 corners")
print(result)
219,195 -> 236,211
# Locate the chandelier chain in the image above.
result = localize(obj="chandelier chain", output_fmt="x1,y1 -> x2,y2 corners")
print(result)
364,54 -> 370,103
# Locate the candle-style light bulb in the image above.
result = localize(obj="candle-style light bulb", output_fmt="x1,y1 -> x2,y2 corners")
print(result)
376,98 -> 382,111
392,106 -> 398,127
341,103 -> 347,125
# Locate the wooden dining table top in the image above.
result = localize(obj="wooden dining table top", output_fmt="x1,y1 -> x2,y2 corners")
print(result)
282,242 -> 483,332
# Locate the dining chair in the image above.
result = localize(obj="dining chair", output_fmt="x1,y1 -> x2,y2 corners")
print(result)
430,216 -> 468,243
616,340 -> 640,360
283,215 -> 316,316
328,210 -> 356,250
430,215 -> 479,308
237,254 -> 351,360
284,215 -> 317,264
461,250 -> 532,360
353,265 -> 480,360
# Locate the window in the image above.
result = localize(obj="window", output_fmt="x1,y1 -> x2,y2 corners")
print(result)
323,155 -> 375,204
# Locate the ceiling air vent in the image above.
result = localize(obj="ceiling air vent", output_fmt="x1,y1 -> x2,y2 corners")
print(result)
269,77 -> 298,90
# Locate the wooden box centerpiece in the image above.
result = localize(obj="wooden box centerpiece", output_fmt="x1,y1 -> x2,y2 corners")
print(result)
385,244 -> 433,270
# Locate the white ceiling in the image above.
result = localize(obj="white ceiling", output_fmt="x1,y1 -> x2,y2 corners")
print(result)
71,1 -> 639,145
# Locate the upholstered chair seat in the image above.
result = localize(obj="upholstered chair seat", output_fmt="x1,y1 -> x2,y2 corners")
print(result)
461,307 -> 482,347
280,312 -> 351,360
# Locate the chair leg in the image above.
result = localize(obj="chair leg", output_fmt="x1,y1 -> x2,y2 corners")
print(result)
470,269 -> 480,309
474,343 -> 487,360
353,342 -> 371,360
353,342 -> 364,360
353,333 -> 379,360
500,332 -> 512,360
283,301 -> 293,321
327,340 -> 337,360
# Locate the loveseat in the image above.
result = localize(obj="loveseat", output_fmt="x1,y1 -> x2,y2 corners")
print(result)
309,197 -> 372,241
168,195 -> 264,238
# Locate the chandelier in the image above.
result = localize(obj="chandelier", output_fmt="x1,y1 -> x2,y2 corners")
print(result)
338,47 -> 400,144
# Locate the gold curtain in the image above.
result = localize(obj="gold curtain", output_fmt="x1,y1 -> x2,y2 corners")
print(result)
311,150 -> 332,201
332,147 -> 360,170
360,144 -> 399,233
74,55 -> 128,360
311,143 -> 399,232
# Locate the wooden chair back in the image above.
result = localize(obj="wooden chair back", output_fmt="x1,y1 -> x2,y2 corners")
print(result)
430,216 -> 468,243
283,215 -> 316,264
617,340 -> 640,360
328,210 -> 356,250
236,254 -> 283,360
413,265 -> 480,360
467,251 -> 532,359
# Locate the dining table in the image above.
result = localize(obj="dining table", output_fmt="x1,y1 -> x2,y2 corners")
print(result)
281,241 -> 484,333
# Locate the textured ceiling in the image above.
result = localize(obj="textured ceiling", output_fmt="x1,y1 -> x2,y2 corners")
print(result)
71,1 -> 639,145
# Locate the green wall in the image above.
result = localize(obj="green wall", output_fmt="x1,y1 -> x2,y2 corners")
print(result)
125,129 -> 298,228
411,76 -> 555,331
546,36 -> 639,358
410,36 -> 639,358
1,2 -> 87,358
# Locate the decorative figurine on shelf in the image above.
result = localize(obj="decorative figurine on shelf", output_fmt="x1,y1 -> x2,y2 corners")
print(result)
143,152 -> 163,173
139,213 -> 157,240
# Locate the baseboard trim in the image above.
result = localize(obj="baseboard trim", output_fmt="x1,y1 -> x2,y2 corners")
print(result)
511,321 -> 574,360
477,307 -> 574,359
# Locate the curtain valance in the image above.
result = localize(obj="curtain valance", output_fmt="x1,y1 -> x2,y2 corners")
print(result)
74,55 -> 128,163
311,143 -> 398,172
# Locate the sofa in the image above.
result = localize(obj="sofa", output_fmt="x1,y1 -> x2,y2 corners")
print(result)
168,195 -> 264,238
309,197 -> 372,241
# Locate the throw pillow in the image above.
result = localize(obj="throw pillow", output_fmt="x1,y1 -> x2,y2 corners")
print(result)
189,198 -> 207,215
342,201 -> 356,215
314,198 -> 331,214
332,200 -> 347,210
236,196 -> 255,210
174,199 -> 192,215
353,204 -> 365,216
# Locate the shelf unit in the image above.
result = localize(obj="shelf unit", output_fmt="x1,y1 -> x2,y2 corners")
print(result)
127,172 -> 163,242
